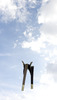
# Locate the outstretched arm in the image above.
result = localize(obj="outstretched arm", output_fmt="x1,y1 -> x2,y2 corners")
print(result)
30,62 -> 33,66
22,61 -> 25,66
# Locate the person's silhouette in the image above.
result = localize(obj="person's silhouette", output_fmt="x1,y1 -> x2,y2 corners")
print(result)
22,61 -> 34,91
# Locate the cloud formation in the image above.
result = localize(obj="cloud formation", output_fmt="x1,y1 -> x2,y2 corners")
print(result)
22,0 -> 57,58
0,0 -> 41,23
0,0 -> 29,23
21,0 -> 57,82
0,79 -> 57,100
46,62 -> 57,81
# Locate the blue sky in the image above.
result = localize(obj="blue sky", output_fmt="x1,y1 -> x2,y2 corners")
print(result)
0,0 -> 57,100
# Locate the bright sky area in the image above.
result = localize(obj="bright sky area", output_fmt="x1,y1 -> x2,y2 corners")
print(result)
0,0 -> 57,100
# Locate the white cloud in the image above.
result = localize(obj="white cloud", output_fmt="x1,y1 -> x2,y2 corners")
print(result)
42,0 -> 49,3
23,31 -> 27,37
21,0 -> 57,83
38,0 -> 57,47
0,91 -> 22,100
38,0 -> 57,60
23,31 -> 32,38
22,0 -> 57,57
22,33 -> 46,53
46,62 -> 57,81
23,26 -> 37,41
0,74 -> 57,100
0,0 -> 17,22
0,0 -> 41,22
40,72 -> 54,85
38,0 -> 57,35
0,65 -> 57,100
0,0 -> 29,23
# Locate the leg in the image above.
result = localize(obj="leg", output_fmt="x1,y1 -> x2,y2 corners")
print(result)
22,66 -> 28,91
31,66 -> 34,89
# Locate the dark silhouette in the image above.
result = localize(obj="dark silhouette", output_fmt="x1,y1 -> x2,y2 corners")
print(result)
22,61 -> 34,91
